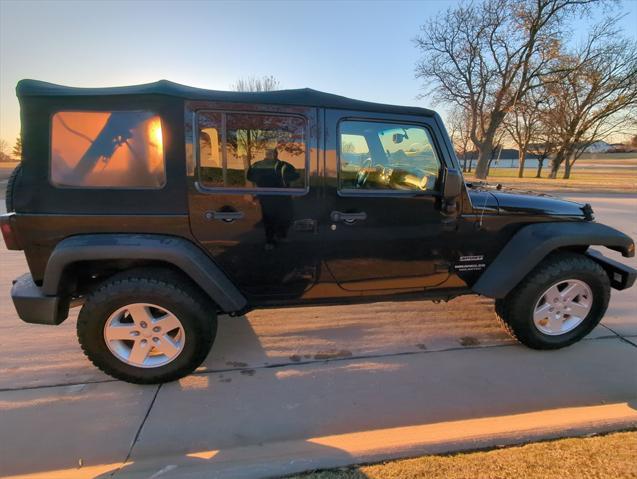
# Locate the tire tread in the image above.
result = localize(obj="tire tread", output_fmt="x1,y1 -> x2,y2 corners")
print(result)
495,251 -> 609,349
77,273 -> 216,384
5,163 -> 21,213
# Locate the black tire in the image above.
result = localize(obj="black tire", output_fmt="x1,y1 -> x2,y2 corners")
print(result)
5,163 -> 22,212
77,272 -> 216,384
495,251 -> 610,350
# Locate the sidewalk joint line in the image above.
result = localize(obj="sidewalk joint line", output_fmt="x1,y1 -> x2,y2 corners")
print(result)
191,334 -> 625,378
600,324 -> 637,349
0,335 -> 626,393
103,383 -> 162,478
0,377 -> 118,393
193,342 -> 519,377
0,343 -> 515,392
122,384 -> 162,467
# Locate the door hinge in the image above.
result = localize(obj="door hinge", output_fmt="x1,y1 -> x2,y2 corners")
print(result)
293,218 -> 317,232
434,262 -> 450,273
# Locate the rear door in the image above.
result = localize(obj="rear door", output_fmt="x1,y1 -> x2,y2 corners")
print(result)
186,103 -> 322,300
322,109 -> 451,293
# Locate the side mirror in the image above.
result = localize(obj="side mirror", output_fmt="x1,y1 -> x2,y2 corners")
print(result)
442,168 -> 463,214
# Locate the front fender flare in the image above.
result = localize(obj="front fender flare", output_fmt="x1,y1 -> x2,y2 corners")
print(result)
472,221 -> 635,298
42,234 -> 248,313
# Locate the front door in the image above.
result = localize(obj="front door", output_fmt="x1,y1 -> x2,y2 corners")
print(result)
322,110 -> 451,293
187,103 -> 322,300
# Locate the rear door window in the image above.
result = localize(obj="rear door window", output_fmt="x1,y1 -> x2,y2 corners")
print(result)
197,112 -> 307,191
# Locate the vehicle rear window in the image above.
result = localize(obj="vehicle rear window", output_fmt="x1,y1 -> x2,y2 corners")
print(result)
197,112 -> 307,190
50,111 -> 166,188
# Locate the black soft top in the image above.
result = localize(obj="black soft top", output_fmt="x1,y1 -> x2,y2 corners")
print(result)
17,79 -> 436,117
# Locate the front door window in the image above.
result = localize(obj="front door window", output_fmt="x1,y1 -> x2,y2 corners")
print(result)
339,120 -> 441,193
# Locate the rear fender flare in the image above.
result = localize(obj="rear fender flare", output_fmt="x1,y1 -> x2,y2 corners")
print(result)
42,234 -> 248,313
472,222 -> 635,298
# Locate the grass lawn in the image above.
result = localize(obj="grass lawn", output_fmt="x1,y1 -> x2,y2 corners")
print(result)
465,160 -> 637,194
288,431 -> 637,479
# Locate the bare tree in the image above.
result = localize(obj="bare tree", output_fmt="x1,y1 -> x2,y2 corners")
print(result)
229,76 -> 282,174
415,0 -> 598,179
504,88 -> 546,177
0,139 -> 11,162
231,75 -> 280,93
341,141 -> 357,153
12,137 -> 22,160
546,19 -> 637,178
486,126 -> 508,175
528,132 -> 556,178
447,106 -> 473,172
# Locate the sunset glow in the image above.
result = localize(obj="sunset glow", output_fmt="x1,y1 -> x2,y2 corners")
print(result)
149,118 -> 163,154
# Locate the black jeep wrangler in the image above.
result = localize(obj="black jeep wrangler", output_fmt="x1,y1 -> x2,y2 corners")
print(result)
2,80 -> 635,384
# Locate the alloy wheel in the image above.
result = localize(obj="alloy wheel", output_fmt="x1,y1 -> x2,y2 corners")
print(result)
533,279 -> 593,336
103,303 -> 185,368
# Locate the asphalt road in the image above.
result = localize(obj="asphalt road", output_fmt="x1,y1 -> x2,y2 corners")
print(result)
0,193 -> 636,479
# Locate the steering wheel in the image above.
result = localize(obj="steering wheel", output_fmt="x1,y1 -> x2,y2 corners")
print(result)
355,158 -> 373,188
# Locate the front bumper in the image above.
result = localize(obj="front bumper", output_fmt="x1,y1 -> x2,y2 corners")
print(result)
587,249 -> 637,290
11,274 -> 68,325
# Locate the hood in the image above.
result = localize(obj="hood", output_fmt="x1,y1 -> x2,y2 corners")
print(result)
468,184 -> 591,218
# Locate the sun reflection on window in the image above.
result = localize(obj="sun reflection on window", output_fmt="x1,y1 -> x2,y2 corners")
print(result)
148,117 -> 163,155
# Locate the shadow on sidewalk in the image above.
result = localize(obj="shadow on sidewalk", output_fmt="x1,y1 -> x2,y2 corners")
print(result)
94,313 -> 367,478
3,300 -> 636,478
90,312 -> 637,479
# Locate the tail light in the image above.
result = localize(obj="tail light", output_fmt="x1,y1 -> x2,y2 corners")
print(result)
0,213 -> 22,250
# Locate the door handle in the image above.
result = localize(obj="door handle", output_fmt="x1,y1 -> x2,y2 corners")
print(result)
205,210 -> 244,222
330,211 -> 367,223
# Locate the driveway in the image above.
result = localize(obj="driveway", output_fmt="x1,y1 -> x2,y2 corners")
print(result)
1,193 -> 636,478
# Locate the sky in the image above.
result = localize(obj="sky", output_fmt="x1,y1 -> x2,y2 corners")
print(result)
1,0 -> 636,149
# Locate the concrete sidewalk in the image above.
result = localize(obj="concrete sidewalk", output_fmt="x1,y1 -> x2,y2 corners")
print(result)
2,334 -> 636,479
1,194 -> 636,478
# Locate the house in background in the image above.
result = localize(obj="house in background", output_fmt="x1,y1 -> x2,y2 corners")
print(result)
584,141 -> 611,153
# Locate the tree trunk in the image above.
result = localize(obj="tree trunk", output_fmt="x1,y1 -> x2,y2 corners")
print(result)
475,142 -> 494,179
517,150 -> 527,178
549,149 -> 565,179
476,144 -> 493,180
487,156 -> 495,176
245,131 -> 253,170
473,114 -> 505,179
563,151 -> 576,179
462,154 -> 468,172
535,158 -> 544,178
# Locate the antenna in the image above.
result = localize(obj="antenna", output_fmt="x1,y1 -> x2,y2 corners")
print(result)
478,191 -> 489,229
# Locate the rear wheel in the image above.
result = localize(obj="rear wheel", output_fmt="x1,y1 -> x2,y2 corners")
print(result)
77,273 -> 216,384
495,252 -> 610,349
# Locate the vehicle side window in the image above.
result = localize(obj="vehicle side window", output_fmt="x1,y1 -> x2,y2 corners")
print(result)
50,111 -> 165,188
197,112 -> 306,190
338,120 -> 441,193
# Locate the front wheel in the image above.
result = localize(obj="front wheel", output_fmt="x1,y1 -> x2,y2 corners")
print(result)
77,273 -> 216,384
495,252 -> 610,349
